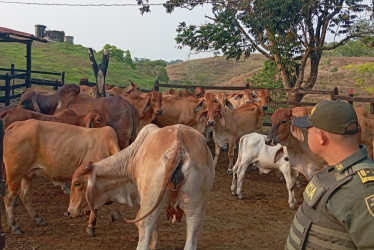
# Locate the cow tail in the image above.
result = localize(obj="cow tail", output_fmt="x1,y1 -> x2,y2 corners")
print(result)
111,143 -> 183,224
130,106 -> 139,144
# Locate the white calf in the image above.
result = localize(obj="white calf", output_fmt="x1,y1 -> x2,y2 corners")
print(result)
231,132 -> 298,209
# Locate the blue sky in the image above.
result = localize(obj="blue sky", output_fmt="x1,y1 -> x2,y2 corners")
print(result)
0,0 -> 216,61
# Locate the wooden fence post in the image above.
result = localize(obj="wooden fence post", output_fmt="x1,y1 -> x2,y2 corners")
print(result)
348,88 -> 354,105
154,79 -> 159,91
10,64 -> 15,96
331,87 -> 338,100
5,74 -> 10,106
370,93 -> 374,114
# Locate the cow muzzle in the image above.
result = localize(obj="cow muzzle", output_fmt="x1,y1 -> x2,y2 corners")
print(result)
206,120 -> 215,126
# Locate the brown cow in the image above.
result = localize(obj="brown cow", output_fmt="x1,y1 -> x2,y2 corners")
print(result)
1,106 -> 106,130
197,101 -> 264,174
19,83 -> 80,114
106,81 -> 142,96
3,120 -> 120,235
153,95 -> 203,129
67,124 -> 214,249
162,87 -> 205,98
56,94 -> 138,149
121,90 -> 163,130
266,107 -> 328,180
267,105 -> 374,180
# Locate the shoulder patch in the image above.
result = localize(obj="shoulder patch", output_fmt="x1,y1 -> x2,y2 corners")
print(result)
365,194 -> 374,217
357,169 -> 374,183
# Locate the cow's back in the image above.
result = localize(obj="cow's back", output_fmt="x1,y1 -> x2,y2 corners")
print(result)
4,120 -> 119,181
58,95 -> 138,149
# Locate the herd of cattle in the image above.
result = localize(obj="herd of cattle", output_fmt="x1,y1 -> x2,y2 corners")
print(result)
1,82 -> 374,249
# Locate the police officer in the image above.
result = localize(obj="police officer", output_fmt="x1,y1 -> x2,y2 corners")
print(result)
286,100 -> 374,249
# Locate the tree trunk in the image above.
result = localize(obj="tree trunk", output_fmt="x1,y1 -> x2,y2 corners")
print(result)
306,50 -> 322,89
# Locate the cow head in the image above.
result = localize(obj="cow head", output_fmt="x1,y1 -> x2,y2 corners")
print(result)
68,161 -> 95,218
266,108 -> 293,146
204,101 -> 225,127
149,90 -> 163,116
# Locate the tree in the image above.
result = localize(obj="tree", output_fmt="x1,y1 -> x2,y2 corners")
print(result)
99,44 -> 136,69
138,0 -> 374,101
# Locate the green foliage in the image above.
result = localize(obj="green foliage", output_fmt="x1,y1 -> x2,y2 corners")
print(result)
0,42 -> 158,89
159,0 -> 374,92
99,44 -> 136,69
247,60 -> 283,89
323,40 -> 374,57
342,62 -> 374,92
134,58 -> 169,82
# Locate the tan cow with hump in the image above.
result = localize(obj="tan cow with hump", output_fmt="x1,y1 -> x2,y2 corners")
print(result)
3,119 -> 120,235
67,124 -> 215,250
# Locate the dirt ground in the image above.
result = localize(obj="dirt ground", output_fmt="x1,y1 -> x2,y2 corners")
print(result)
1,142 -> 307,250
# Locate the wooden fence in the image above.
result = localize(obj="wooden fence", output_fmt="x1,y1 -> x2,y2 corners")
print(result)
0,65 -> 64,106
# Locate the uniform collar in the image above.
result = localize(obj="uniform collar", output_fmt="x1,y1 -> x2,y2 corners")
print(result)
333,145 -> 368,173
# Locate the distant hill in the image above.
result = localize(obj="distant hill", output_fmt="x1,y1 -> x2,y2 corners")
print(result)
1,41 -> 374,99
167,54 -> 374,99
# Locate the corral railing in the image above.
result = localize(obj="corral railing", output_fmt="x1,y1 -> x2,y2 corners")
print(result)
0,64 -> 64,106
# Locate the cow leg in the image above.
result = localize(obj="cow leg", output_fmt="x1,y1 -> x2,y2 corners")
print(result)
184,201 -> 206,250
19,177 -> 47,226
136,208 -> 162,250
86,209 -> 97,237
235,163 -> 251,199
231,171 -> 238,196
212,143 -> 221,169
4,181 -> 22,234
226,140 -> 236,175
279,165 -> 297,209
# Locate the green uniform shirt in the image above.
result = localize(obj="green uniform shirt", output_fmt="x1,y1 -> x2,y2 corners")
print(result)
326,146 -> 374,249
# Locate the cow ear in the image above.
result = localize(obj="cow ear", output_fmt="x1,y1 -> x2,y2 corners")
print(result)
198,110 -> 208,124
84,113 -> 94,128
225,99 -> 234,110
218,111 -> 226,127
274,147 -> 284,163
290,125 -> 305,142
194,99 -> 205,112
85,162 -> 96,217
143,96 -> 151,115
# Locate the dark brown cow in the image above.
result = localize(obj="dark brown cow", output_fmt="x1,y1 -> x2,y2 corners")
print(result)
56,93 -> 138,149
19,84 -> 80,114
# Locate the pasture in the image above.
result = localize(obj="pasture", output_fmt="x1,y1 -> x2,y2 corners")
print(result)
1,141 -> 306,250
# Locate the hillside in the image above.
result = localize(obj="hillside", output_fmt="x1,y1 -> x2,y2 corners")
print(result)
167,55 -> 374,100
0,42 -> 157,89
1,41 -> 374,100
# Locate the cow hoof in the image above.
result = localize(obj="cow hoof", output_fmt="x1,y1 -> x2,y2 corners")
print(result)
34,216 -> 47,226
227,169 -> 233,175
10,226 -> 22,235
87,227 -> 96,237
238,195 -> 243,200
232,191 -> 237,196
